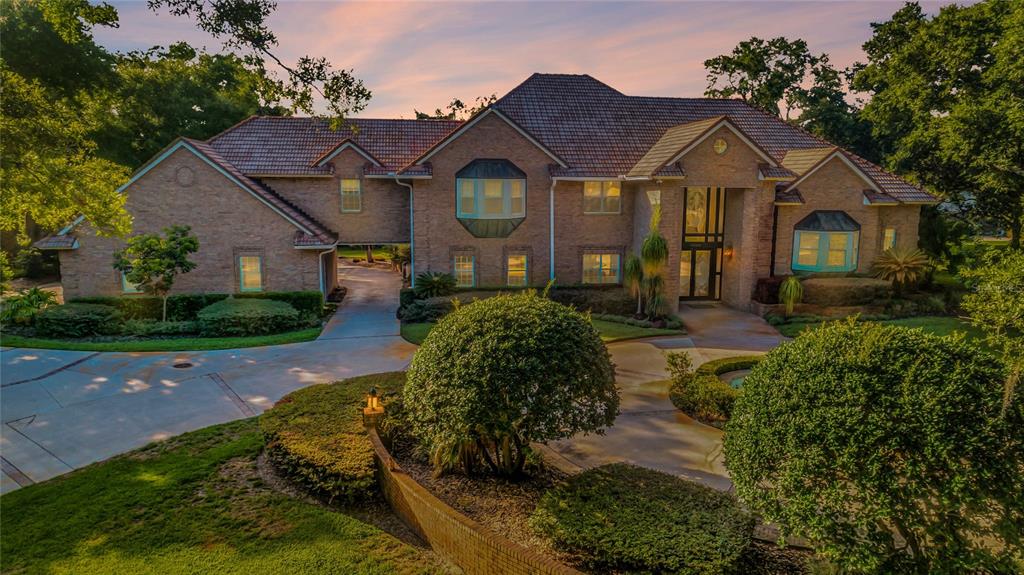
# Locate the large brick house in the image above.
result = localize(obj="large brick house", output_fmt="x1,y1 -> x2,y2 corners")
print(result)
38,73 -> 936,311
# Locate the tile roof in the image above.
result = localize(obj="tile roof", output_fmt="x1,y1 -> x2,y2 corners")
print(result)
775,186 -> 805,205
760,164 -> 796,180
208,117 -> 463,176
627,117 -> 723,178
33,235 -> 78,250
781,147 -> 836,175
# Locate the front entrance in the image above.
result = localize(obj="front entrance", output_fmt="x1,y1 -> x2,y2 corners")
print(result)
679,187 -> 725,301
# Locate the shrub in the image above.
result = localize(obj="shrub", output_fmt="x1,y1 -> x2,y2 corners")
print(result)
398,287 -> 417,309
873,247 -> 931,296
547,285 -> 635,315
778,276 -> 803,316
121,319 -> 199,337
724,320 -> 1023,574
753,275 -> 788,304
405,291 -> 618,476
35,303 -> 123,338
800,277 -> 890,306
666,352 -> 744,426
413,271 -> 457,298
530,463 -> 754,574
13,248 -> 58,279
261,372 -> 404,502
397,297 -> 452,323
196,298 -> 299,337
0,287 -> 57,325
236,290 -> 323,318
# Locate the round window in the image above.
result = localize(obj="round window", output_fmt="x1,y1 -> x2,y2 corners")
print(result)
713,138 -> 728,155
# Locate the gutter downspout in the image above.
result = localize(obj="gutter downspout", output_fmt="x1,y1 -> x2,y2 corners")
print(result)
394,175 -> 415,287
318,245 -> 337,297
549,179 -> 557,281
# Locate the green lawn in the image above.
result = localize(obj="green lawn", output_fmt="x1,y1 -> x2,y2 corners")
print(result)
0,419 -> 442,575
774,315 -> 988,343
401,319 -> 681,345
337,246 -> 392,261
0,327 -> 322,352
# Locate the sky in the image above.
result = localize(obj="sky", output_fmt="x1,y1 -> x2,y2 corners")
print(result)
94,1 -> 951,118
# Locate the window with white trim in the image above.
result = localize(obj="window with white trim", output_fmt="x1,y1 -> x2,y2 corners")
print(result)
882,227 -> 897,251
582,253 -> 620,284
239,255 -> 263,292
583,181 -> 621,214
340,179 -> 362,212
507,254 -> 527,287
453,255 -> 475,287
121,271 -> 142,294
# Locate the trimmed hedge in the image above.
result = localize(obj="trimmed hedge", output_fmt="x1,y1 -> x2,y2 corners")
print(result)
121,319 -> 199,337
667,354 -> 762,426
397,284 -> 636,323
530,463 -> 754,574
548,285 -> 635,315
35,303 -> 123,338
801,277 -> 890,306
196,298 -> 299,337
70,291 -> 323,321
260,372 -> 405,502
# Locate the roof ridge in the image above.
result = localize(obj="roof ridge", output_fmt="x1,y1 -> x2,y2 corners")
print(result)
206,115 -> 259,144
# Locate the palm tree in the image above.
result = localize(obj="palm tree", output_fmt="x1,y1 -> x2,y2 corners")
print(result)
640,206 -> 669,318
623,254 -> 644,316
873,247 -> 931,297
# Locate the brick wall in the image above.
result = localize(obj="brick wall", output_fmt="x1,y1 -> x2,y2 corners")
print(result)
263,148 -> 411,245
553,180 -> 636,282
368,428 -> 582,575
58,148 -> 322,298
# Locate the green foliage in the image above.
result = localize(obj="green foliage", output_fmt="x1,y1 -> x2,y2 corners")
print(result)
260,372 -> 406,502
640,206 -> 669,318
960,249 -> 1024,413
196,298 -> 299,337
405,291 -> 618,477
0,251 -> 11,292
121,319 -> 198,337
547,285 -> 636,316
384,244 -> 411,279
778,275 -> 803,317
725,320 -> 1023,574
113,225 -> 199,321
1,328 -> 321,352
530,463 -> 754,574
397,298 -> 451,323
0,287 -> 58,326
414,94 -> 496,120
622,253 -> 644,315
800,276 -> 891,306
872,247 -> 931,295
666,352 -> 743,425
35,303 -> 123,338
12,248 -> 59,279
235,290 -> 324,319
412,271 -> 457,298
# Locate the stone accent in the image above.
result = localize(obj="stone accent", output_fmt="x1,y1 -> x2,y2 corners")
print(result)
58,148 -> 323,299
367,427 -> 582,575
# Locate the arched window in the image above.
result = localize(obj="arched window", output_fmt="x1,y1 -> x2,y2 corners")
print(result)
792,211 -> 860,273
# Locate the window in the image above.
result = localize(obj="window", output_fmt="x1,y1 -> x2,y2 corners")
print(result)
792,231 -> 858,272
455,159 -> 527,220
454,255 -> 475,287
582,253 -> 620,284
121,271 -> 142,294
340,179 -> 362,212
882,227 -> 897,251
583,181 -> 621,214
797,232 -> 820,267
239,255 -> 263,291
507,254 -> 527,287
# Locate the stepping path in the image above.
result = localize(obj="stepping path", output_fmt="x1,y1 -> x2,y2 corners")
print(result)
542,304 -> 787,492
0,262 -> 416,493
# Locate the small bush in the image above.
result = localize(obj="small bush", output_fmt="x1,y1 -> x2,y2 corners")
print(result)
666,353 -> 755,425
121,319 -> 199,337
801,277 -> 890,306
236,290 -> 323,318
530,463 -> 754,574
397,298 -> 452,323
413,271 -> 457,298
399,287 -> 417,308
35,303 -> 123,338
71,294 -> 230,321
260,372 -> 405,502
548,285 -> 635,315
0,287 -> 58,325
196,298 -> 299,337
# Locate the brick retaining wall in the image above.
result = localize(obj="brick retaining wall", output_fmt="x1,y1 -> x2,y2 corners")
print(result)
367,428 -> 582,575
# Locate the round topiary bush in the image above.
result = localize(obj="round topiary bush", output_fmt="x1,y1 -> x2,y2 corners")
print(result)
404,291 -> 618,477
724,319 -> 1023,574
196,298 -> 299,337
34,303 -> 123,338
530,463 -> 754,574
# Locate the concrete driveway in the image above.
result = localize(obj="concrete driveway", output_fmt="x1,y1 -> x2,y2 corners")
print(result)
0,261 -> 415,493
542,304 -> 787,492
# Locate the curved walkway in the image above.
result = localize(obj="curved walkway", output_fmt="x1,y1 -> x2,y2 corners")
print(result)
542,304 -> 786,492
0,262 -> 416,493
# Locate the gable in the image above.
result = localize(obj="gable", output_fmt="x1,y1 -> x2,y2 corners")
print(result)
627,118 -> 776,179
788,152 -> 881,194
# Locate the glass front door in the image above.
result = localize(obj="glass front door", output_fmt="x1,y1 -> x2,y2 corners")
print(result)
680,187 -> 725,301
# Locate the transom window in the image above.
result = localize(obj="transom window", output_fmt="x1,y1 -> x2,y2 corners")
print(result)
791,211 -> 860,273
454,255 -> 475,287
507,254 -> 528,286
455,159 -> 526,219
583,181 -> 621,214
582,253 -> 620,284
340,179 -> 362,212
239,255 -> 264,292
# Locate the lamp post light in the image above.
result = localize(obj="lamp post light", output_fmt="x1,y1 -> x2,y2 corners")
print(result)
362,386 -> 385,428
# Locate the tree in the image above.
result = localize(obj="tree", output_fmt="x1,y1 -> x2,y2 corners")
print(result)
960,249 -> 1024,415
404,291 -> 618,477
852,0 -> 1024,248
724,320 -> 1023,574
414,94 -> 497,120
112,226 -> 199,322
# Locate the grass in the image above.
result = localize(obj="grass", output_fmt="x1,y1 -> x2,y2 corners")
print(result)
337,246 -> 392,261
401,319 -> 681,345
0,418 -> 442,575
773,315 -> 988,343
0,327 -> 322,352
